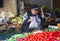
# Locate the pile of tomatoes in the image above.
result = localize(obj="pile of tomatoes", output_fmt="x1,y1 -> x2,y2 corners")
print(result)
24,30 -> 60,41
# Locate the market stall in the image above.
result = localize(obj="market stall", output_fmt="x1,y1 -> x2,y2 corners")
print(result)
0,0 -> 60,41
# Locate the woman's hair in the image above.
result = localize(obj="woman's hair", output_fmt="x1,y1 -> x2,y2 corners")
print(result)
27,4 -> 41,15
30,4 -> 40,11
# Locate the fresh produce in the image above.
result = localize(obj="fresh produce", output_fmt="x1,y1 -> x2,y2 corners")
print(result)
44,27 -> 56,31
16,38 -> 23,41
11,15 -> 23,24
32,30 -> 43,34
24,30 -> 60,41
8,33 -> 31,41
0,27 -> 3,30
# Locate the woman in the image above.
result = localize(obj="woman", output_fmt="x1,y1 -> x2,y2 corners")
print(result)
21,4 -> 45,32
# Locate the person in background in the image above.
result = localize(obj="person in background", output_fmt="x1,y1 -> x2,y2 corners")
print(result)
21,4 -> 45,32
46,13 -> 56,23
0,17 -> 3,22
2,17 -> 9,23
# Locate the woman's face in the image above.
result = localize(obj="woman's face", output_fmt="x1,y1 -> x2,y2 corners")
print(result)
31,9 -> 38,15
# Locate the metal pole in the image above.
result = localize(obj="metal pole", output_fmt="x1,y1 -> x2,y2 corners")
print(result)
51,0 -> 53,9
16,0 -> 20,16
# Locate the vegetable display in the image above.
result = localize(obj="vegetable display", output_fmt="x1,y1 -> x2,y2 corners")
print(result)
24,30 -> 60,41
11,15 -> 23,24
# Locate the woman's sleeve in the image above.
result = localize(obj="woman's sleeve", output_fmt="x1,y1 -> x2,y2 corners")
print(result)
23,13 -> 28,21
22,13 -> 30,32
23,13 -> 30,24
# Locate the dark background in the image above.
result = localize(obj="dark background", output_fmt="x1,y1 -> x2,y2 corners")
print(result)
53,0 -> 60,8
0,0 -> 3,7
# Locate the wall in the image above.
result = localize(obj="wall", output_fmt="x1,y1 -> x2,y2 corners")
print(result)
25,0 -> 52,9
53,0 -> 60,8
0,0 -> 17,14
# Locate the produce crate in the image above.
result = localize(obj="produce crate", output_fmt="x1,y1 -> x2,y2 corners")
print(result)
15,24 -> 22,32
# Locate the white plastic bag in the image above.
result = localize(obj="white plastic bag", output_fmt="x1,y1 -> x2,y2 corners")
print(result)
29,20 -> 38,29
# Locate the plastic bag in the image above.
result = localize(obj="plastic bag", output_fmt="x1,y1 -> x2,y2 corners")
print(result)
29,20 -> 38,29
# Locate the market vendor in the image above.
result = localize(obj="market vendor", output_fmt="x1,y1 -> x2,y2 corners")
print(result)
21,4 -> 45,32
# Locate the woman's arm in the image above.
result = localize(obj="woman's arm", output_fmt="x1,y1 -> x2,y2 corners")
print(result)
23,13 -> 34,23
40,7 -> 45,18
23,13 -> 32,24
40,7 -> 46,22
